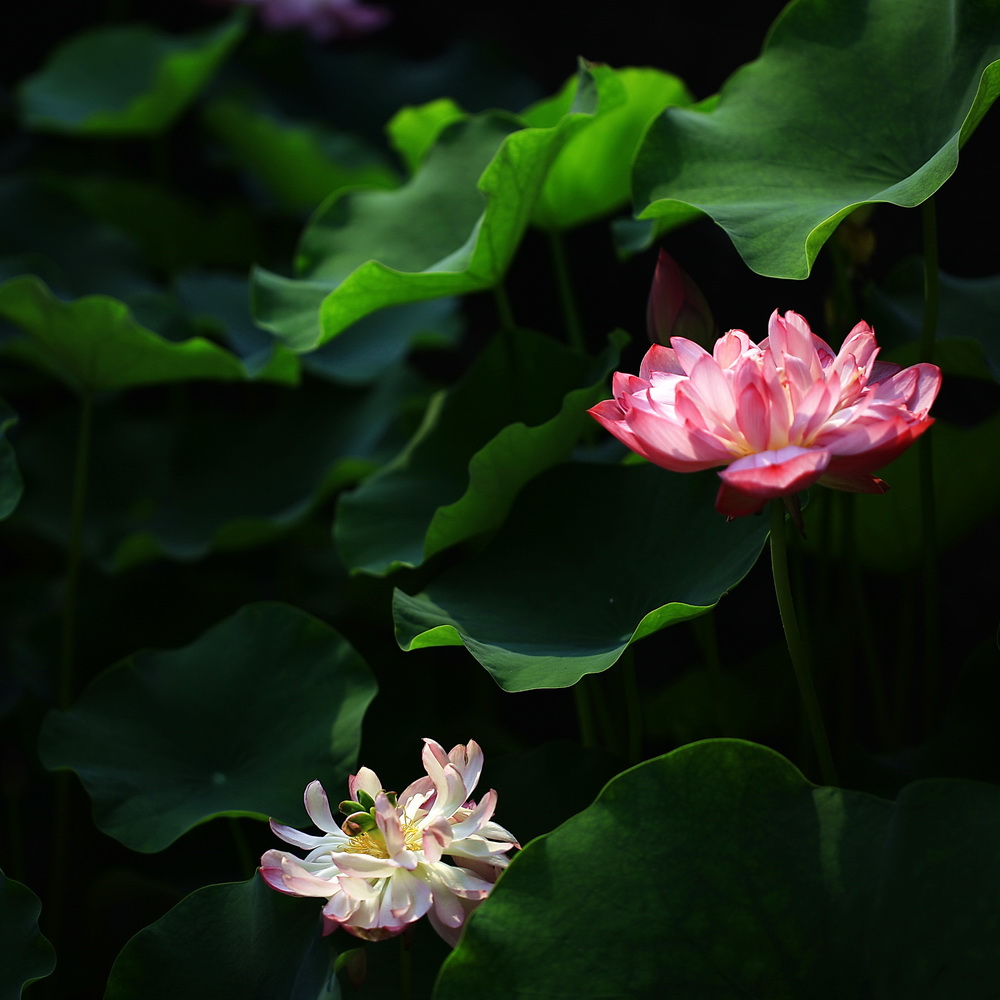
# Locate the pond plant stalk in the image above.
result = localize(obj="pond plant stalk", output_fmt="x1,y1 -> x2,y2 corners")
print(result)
919,197 -> 940,727
769,499 -> 838,786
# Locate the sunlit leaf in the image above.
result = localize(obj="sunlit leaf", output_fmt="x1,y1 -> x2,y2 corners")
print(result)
39,603 -> 377,852
336,328 -> 622,575
253,64 -> 605,349
437,739 -> 1000,998
0,870 -> 55,1000
105,877 -> 338,1000
18,16 -> 245,135
634,0 -> 1000,278
385,98 -> 466,175
394,463 -> 770,691
529,65 -> 694,231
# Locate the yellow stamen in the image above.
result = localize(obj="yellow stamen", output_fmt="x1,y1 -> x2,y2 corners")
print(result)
344,824 -> 422,858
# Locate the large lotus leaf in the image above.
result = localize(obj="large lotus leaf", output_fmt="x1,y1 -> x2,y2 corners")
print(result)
335,328 -> 621,575
866,258 -> 1000,383
253,66 -> 603,350
57,175 -> 263,273
18,17 -> 245,135
634,0 -> 1000,279
0,871 -> 55,1000
203,96 -> 398,214
811,409 -> 1000,574
174,271 -> 301,383
528,65 -> 694,231
302,298 -> 461,384
0,397 -> 22,521
394,462 -> 770,691
0,275 -> 281,395
0,176 -> 155,301
13,373 -> 408,570
436,739 -> 1000,999
105,877 -> 337,1000
39,602 -> 377,852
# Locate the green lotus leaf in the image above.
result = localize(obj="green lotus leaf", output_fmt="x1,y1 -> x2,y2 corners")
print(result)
437,739 -> 1000,998
394,462 -> 770,691
253,63 -> 605,350
335,328 -> 622,575
0,871 -> 55,1000
12,371 -> 410,570
18,16 -> 245,135
56,175 -> 263,274
811,409 -> 1000,575
0,275 -> 283,394
203,95 -> 398,214
386,98 -> 467,175
530,64 -> 694,231
39,603 -> 377,852
634,0 -> 1000,278
105,877 -> 336,1000
866,258 -> 1000,383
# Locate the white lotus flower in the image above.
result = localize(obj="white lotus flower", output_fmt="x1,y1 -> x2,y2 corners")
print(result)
261,739 -> 518,945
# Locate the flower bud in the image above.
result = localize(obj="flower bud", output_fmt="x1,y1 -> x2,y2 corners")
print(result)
647,249 -> 715,347
341,811 -> 378,836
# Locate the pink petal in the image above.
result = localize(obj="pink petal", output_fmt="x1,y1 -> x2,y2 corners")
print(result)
639,343 -> 684,379
260,852 -> 336,898
349,767 -> 382,802
669,336 -> 712,376
375,794 -> 417,870
446,740 -> 484,797
719,446 -> 831,499
870,362 -> 942,415
735,382 -> 770,453
625,407 -> 735,470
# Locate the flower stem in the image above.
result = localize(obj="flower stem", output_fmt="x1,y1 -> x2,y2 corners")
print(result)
919,198 -> 939,364
547,229 -> 585,351
918,197 -> 940,728
769,501 -> 838,786
59,392 -> 93,709
492,283 -> 516,337
573,683 -> 598,749
399,929 -> 413,1000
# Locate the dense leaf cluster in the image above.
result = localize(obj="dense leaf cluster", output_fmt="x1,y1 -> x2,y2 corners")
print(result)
2,0 -> 999,997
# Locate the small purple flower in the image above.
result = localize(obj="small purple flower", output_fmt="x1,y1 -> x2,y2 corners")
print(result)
219,0 -> 391,42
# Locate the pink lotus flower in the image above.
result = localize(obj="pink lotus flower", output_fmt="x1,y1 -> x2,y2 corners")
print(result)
261,739 -> 518,946
217,0 -> 391,41
589,310 -> 941,518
